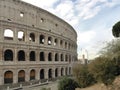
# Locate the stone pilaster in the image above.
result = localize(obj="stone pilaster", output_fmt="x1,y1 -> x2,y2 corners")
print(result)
45,68 -> 48,79
26,49 -> 29,63
52,36 -> 54,46
14,28 -> 17,41
44,35 -> 48,45
13,70 -> 18,84
45,51 -> 48,61
36,51 -> 39,63
52,69 -> 55,78
36,68 -> 39,80
0,47 -> 3,61
0,70 -> 4,85
25,69 -> 29,82
35,32 -> 39,44
58,68 -> 61,77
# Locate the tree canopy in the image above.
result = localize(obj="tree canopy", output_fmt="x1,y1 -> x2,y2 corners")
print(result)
112,21 -> 120,37
58,77 -> 79,90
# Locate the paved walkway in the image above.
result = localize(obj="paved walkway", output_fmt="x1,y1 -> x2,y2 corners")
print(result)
23,82 -> 58,90
9,81 -> 58,90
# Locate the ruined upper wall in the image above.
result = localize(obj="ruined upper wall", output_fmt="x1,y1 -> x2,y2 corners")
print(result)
0,0 -> 77,41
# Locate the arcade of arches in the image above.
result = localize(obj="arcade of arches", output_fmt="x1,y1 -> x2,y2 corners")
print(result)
3,67 -> 72,84
0,0 -> 77,86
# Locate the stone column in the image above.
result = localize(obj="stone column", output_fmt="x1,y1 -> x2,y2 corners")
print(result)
0,24 -> 4,41
25,69 -> 29,82
63,67 -> 65,76
57,39 -> 60,48
13,70 -> 18,84
26,49 -> 29,63
0,24 -> 2,41
0,47 -> 3,61
25,30 -> 28,43
44,34 -> 48,45
58,53 -> 61,62
14,48 -> 17,63
52,36 -> 54,46
45,51 -> 48,61
52,52 -> 55,62
36,68 -> 39,80
36,51 -> 39,63
35,32 -> 39,44
14,28 -> 17,41
26,30 -> 30,44
58,68 -> 61,77
0,70 -> 4,85
45,68 -> 48,79
52,68 -> 55,78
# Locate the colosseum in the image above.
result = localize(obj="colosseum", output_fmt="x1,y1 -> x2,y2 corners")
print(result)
0,0 -> 77,87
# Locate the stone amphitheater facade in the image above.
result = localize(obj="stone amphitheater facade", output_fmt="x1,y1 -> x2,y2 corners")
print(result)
0,0 -> 77,86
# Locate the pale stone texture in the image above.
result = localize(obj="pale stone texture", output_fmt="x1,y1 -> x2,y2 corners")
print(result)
0,0 -> 77,86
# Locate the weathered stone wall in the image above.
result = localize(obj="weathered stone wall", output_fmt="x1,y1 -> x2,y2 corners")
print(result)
0,0 -> 77,85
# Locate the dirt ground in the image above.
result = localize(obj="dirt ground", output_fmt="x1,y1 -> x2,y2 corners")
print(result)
76,84 -> 107,90
76,76 -> 120,90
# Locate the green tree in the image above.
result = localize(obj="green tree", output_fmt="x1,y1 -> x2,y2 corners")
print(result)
58,77 -> 79,90
112,21 -> 120,37
112,52 -> 120,76
89,57 -> 117,85
99,39 -> 120,76
100,39 -> 120,58
72,64 -> 95,88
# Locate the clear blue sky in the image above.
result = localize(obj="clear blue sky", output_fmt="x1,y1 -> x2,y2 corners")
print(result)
22,0 -> 120,59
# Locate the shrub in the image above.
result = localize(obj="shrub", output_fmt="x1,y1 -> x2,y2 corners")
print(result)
58,77 -> 79,90
73,64 -> 95,88
88,57 -> 117,85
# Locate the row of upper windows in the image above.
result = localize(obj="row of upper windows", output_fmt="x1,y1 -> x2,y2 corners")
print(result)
4,49 -> 75,62
3,29 -> 77,50
5,8 -> 66,29
1,6 -> 75,40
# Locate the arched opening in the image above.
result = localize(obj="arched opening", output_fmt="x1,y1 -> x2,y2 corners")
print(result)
55,53 -> 59,61
4,71 -> 13,84
69,67 -> 71,75
30,69 -> 35,80
65,42 -> 67,49
18,70 -> 25,82
61,68 -> 64,76
55,68 -> 58,77
30,51 -> 36,61
48,37 -> 52,45
40,18 -> 44,23
18,31 -> 25,41
65,54 -> 68,61
54,38 -> 58,46
39,35 -> 45,44
48,52 -> 52,61
61,54 -> 64,61
40,52 -> 45,61
18,50 -> 25,61
65,67 -> 68,75
29,33 -> 35,42
4,49 -> 13,61
40,69 -> 44,79
60,40 -> 63,47
48,69 -> 52,79
4,29 -> 14,40
20,12 -> 24,17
